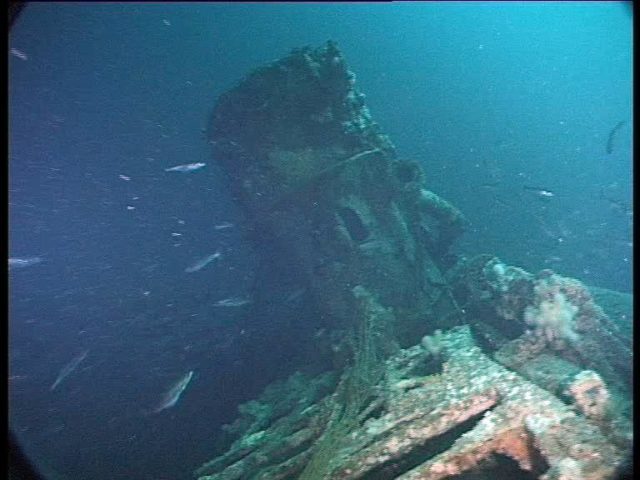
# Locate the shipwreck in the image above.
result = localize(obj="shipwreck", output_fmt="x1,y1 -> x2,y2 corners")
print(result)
194,41 -> 632,480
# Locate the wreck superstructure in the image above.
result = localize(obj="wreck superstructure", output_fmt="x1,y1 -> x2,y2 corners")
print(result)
196,42 -> 632,480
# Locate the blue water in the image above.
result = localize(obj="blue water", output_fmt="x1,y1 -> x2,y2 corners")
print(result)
9,3 -> 632,480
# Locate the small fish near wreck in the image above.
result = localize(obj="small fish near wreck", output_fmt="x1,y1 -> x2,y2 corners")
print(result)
606,120 -> 626,155
523,185 -> 555,199
151,370 -> 194,414
50,350 -> 89,391
185,252 -> 221,273
213,222 -> 234,230
164,162 -> 207,173
10,48 -> 28,61
213,297 -> 252,307
9,256 -> 43,270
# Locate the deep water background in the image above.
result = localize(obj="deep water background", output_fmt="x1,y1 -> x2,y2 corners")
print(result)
9,3 -> 632,480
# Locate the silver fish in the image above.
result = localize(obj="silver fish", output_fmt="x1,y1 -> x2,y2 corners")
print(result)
10,48 -> 28,61
523,185 -> 555,198
50,350 -> 89,391
9,256 -> 43,269
284,287 -> 306,304
185,252 -> 221,273
214,222 -> 234,230
164,162 -> 206,173
152,370 -> 194,414
213,297 -> 252,307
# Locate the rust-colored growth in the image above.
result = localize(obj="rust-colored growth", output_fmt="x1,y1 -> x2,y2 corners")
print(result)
197,327 -> 627,480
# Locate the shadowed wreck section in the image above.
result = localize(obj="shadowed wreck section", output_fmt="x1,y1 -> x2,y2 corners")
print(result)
196,42 -> 631,479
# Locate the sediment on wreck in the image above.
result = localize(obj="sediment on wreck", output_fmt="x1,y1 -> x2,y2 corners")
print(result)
196,42 -> 631,479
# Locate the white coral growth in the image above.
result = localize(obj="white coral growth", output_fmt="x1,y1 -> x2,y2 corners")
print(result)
524,291 -> 579,343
